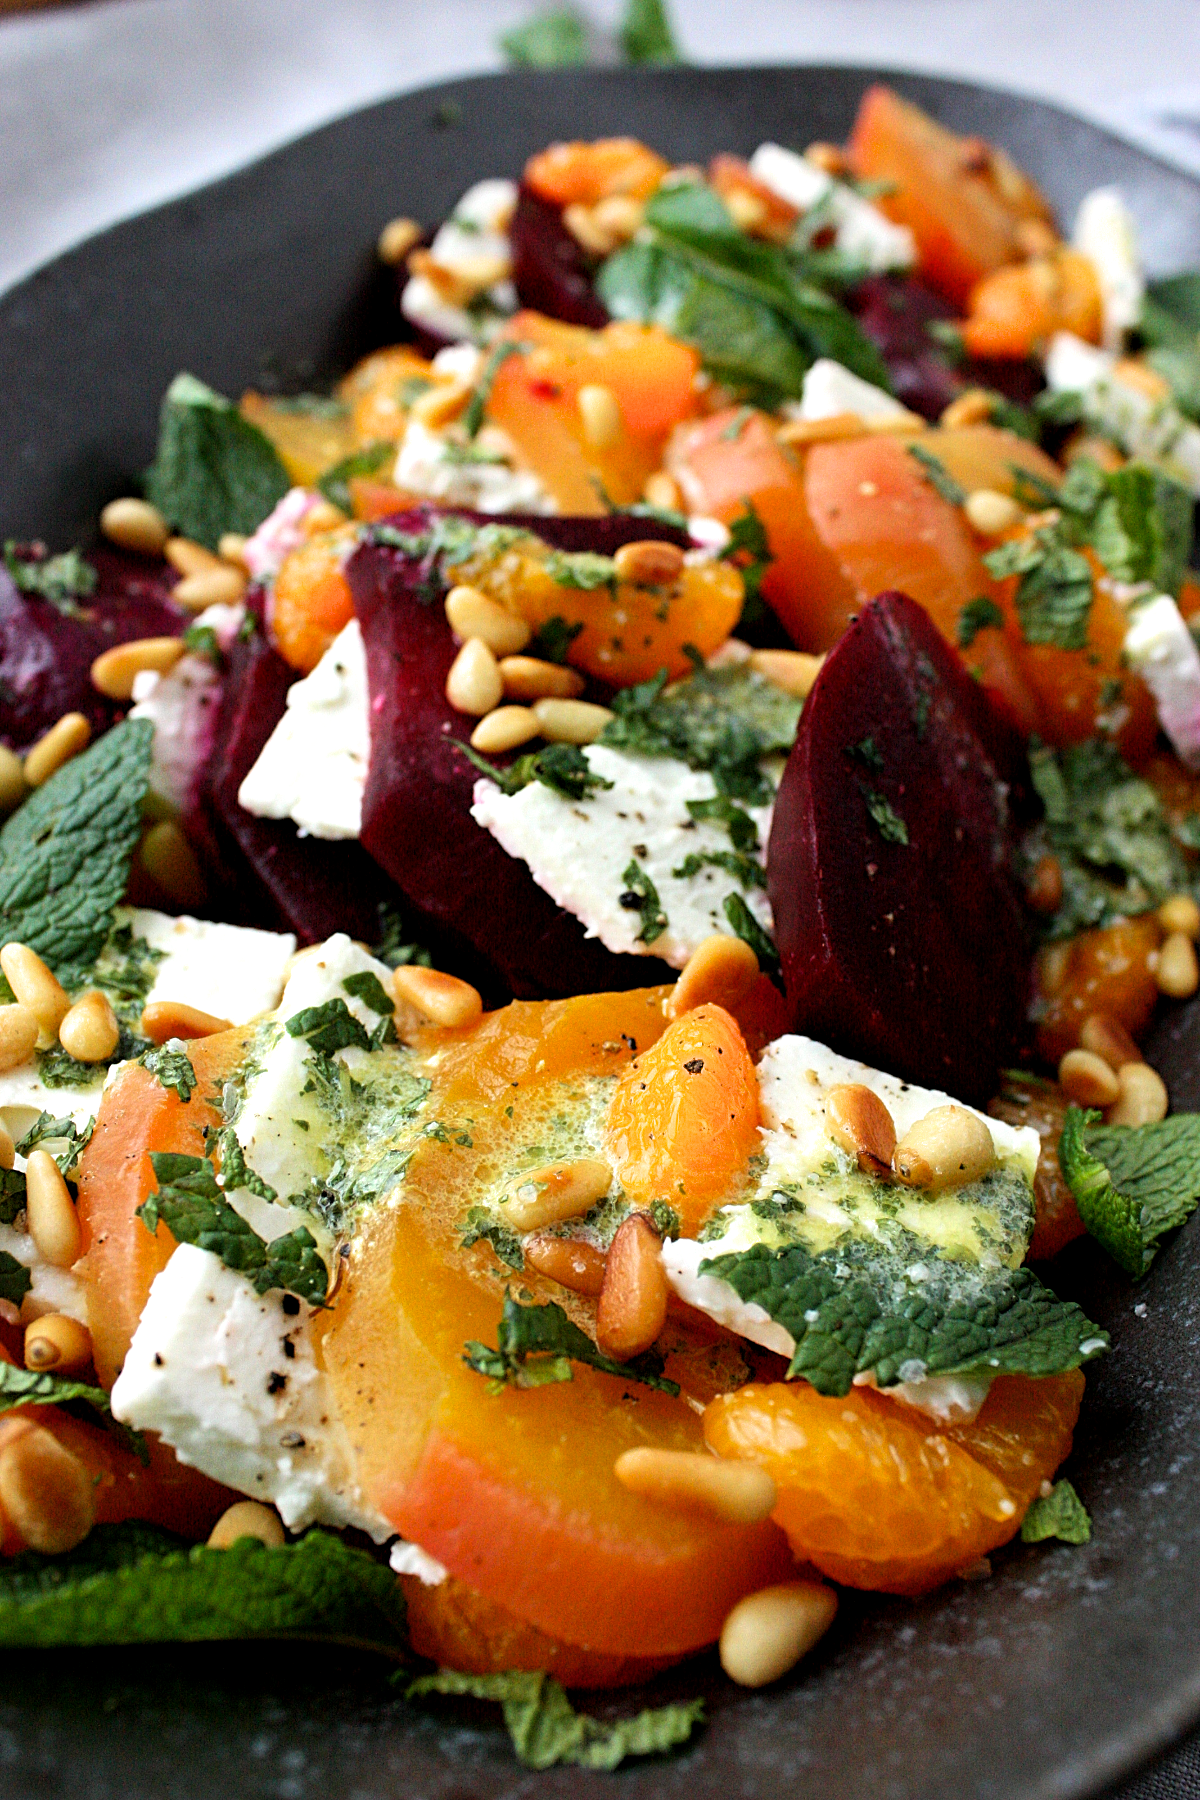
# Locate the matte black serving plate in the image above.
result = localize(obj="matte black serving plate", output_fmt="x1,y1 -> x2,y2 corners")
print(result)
2,63 -> 1200,1800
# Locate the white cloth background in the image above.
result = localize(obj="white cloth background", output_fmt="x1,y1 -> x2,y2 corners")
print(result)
2,0 -> 1200,297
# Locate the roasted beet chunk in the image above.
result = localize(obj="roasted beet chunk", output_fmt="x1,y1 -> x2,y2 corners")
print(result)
767,590 -> 1031,1104
510,183 -> 609,328
850,275 -> 1042,420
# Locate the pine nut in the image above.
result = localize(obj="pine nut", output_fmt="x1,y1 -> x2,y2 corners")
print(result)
613,540 -> 685,587
1038,940 -> 1072,996
207,1499 -> 285,1550
303,500 -> 347,535
0,1004 -> 38,1073
377,216 -> 423,265
777,413 -> 866,447
391,964 -> 483,1029
0,942 -> 69,1042
805,141 -> 847,176
58,991 -> 119,1064
24,1313 -> 93,1374
596,1213 -> 668,1361
1107,1061 -> 1168,1126
165,536 -> 222,577
614,1447 -> 777,1523
591,194 -> 644,240
90,636 -> 185,700
1156,931 -> 1200,999
523,1233 -> 607,1295
578,384 -> 623,452
532,698 -> 613,744
643,471 -> 683,512
501,1157 -> 613,1231
0,1120 -> 13,1171
0,1423 -> 95,1554
140,999 -> 233,1044
563,202 -> 617,257
1080,1011 -> 1141,1072
139,820 -> 207,910
445,637 -> 503,716
410,380 -> 473,430
826,1083 -> 897,1177
720,1581 -> 838,1688
444,585 -> 531,656
23,713 -> 89,787
499,656 -> 585,702
218,533 -> 250,568
25,1150 -> 81,1268
940,389 -> 992,429
725,188 -> 768,233
893,1105 -> 995,1191
1026,853 -> 1063,915
1159,894 -> 1200,939
1058,1048 -> 1120,1108
172,566 -> 248,611
747,649 -> 824,698
964,488 -> 1021,535
666,934 -> 759,1021
469,706 -> 540,754
100,496 -> 170,556
865,410 -> 927,435
0,746 -> 27,815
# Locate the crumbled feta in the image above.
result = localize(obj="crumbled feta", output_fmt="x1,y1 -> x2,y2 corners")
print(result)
390,1540 -> 449,1585
238,619 -> 369,840
1073,187 -> 1144,351
129,603 -> 243,812
400,180 -> 519,346
795,357 -> 911,422
130,907 -> 296,1023
471,746 -> 773,968
112,1243 -> 391,1538
242,487 -> 327,585
394,419 -> 551,513
0,1221 -> 87,1324
1045,331 -> 1200,495
749,142 -> 916,271
1123,593 -> 1200,769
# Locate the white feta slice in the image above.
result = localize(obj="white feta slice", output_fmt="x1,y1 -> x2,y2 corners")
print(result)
112,1243 -> 391,1538
1073,187 -> 1144,351
471,745 -> 773,968
1045,330 -> 1200,495
128,907 -> 296,1024
749,142 -> 916,272
1123,593 -> 1200,769
129,603 -> 244,813
0,1063 -> 103,1142
394,419 -> 551,513
0,1221 -> 87,1324
389,1540 -> 449,1585
241,487 -> 326,585
238,619 -> 369,841
795,357 -> 911,422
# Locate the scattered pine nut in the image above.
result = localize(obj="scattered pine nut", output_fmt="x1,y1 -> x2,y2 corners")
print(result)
445,637 -> 503,716
0,1119 -> 13,1171
207,1500 -> 286,1550
940,389 -> 991,429
218,533 -> 250,569
1058,1048 -> 1120,1108
100,497 -> 170,556
410,380 -> 473,431
500,1158 -> 613,1232
24,1314 -> 93,1374
24,1150 -> 81,1269
1107,1062 -> 1168,1127
140,999 -> 233,1044
90,636 -> 185,700
532,698 -> 613,745
139,820 -> 207,910
964,488 -> 1020,535
864,410 -> 926,435
1080,1011 -> 1142,1073
1038,941 -> 1071,997
523,1233 -> 607,1295
596,1212 -> 668,1361
562,201 -> 616,257
805,141 -> 847,176
0,942 -> 70,1043
58,990 -> 120,1064
391,964 -> 483,1030
165,537 -> 222,577
0,746 -> 27,816
0,1004 -> 38,1073
499,656 -> 585,702
720,1581 -> 838,1688
469,706 -> 540,754
1026,853 -> 1063,916
826,1083 -> 897,1177
172,566 -> 248,611
444,585 -> 531,656
303,500 -> 347,535
643,471 -> 682,512
613,539 -> 685,587
1157,930 -> 1200,999
0,1423 -> 95,1554
893,1105 -> 995,1191
614,1447 -> 777,1524
747,648 -> 824,698
1158,894 -> 1200,939
591,194 -> 644,240
777,412 -> 867,448
23,713 -> 89,787
577,384 -> 623,452
666,933 -> 759,1021
377,216 -> 423,265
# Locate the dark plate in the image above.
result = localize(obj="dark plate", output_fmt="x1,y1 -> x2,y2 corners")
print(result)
1,63 -> 1200,1800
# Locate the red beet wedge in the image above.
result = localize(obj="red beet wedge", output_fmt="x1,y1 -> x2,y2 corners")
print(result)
767,590 -> 1031,1104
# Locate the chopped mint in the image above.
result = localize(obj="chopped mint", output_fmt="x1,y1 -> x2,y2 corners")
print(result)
214,1126 -> 278,1204
545,549 -> 617,591
3,543 -> 97,616
459,740 -> 613,803
859,783 -> 909,845
464,1290 -> 679,1394
15,1111 -> 94,1176
285,998 -> 372,1057
0,1253 -> 30,1308
723,890 -> 782,989
687,794 -> 760,851
1059,1105 -> 1200,1277
618,858 -> 668,945
907,443 -> 967,506
721,501 -> 774,631
145,372 -> 291,551
93,923 -> 165,1022
528,615 -> 584,665
181,622 -> 222,664
985,532 -> 1093,650
1021,1479 -> 1091,1545
673,848 -> 766,889
138,1152 -> 328,1304
0,1167 -> 26,1225
460,1207 -> 525,1270
315,441 -> 394,514
139,1044 -> 196,1103
600,661 -> 801,801
957,595 -> 1005,648
463,340 -> 527,439
0,1365 -> 147,1464
342,971 -> 395,1017
372,900 -> 432,971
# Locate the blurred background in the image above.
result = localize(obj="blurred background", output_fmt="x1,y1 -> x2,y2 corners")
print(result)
3,0 -> 1200,297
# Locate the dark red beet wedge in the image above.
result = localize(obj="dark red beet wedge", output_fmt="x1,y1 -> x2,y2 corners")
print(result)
510,183 -> 609,329
767,590 -> 1032,1104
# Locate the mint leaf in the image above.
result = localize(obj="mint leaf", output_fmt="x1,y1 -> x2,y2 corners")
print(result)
723,890 -> 782,989
215,1127 -> 278,1204
0,1168 -> 26,1225
907,443 -> 967,506
0,1524 -> 406,1653
145,372 -> 291,551
957,595 -> 1005,647
0,1253 -> 30,1307
600,661 -> 800,799
499,7 -> 589,65
859,782 -> 909,845
15,1111 -> 95,1174
673,849 -> 766,889
0,1364 -> 147,1463
721,500 -> 774,630
1089,464 -> 1192,597
544,550 -> 617,591
138,1152 -> 328,1304
1059,1105 -> 1200,1277
460,1206 -> 525,1270
315,441 -> 394,514
463,340 -> 527,439
284,998 -> 372,1057
699,1241 -> 1107,1394
139,1044 -> 196,1103
1021,1478 -> 1091,1545
0,719 -> 153,987
528,615 -> 584,664
372,900 -> 432,971
408,1668 -> 703,1769
686,794 -> 759,851
620,0 -> 683,64
3,543 -> 97,616
342,971 -> 394,1016
459,740 -> 613,802
464,1290 -> 679,1395
618,858 -> 668,944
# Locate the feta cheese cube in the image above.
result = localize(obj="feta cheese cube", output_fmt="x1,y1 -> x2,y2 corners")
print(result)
1073,186 -> 1144,351
130,907 -> 297,1023
1123,593 -> 1200,769
749,142 -> 916,272
237,619 -> 369,841
796,358 -> 911,422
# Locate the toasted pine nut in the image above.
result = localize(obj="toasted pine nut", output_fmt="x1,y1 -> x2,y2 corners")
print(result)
1058,1048 -> 1120,1108
139,820 -> 207,910
444,585 -> 531,656
499,656 -> 585,702
615,1447 -> 777,1523
58,991 -> 119,1064
207,1499 -> 285,1550
725,188 -> 768,233
577,384 -> 623,452
469,706 -> 540,754
1,942 -> 69,1042
591,194 -> 644,240
523,1233 -> 607,1295
24,1313 -> 93,1374
445,637 -> 503,716
563,201 -> 616,257
1114,357 -> 1173,401
1159,894 -> 1200,939
218,533 -> 250,568
23,713 -> 89,787
596,1213 -> 668,1361
25,1150 -> 81,1268
0,1423 -> 95,1553
893,1105 -> 995,1191
0,1120 -> 13,1171
533,698 -> 613,745
303,499 -> 347,535
410,380 -> 473,430
826,1083 -> 897,1177
1026,853 -> 1063,916
940,389 -> 991,429
666,933 -> 759,1021
643,471 -> 682,512
964,488 -> 1020,535
501,1157 -> 613,1231
140,999 -> 233,1044
613,539 -> 685,587
377,215 -> 423,265
720,1581 -> 838,1688
865,410 -> 927,435
0,746 -> 27,816
90,636 -> 185,700
0,1004 -> 38,1073
1038,941 -> 1071,997
1080,1010 -> 1141,1072
391,964 -> 483,1029
1156,931 -> 1200,999
805,141 -> 847,175
747,648 -> 824,698
165,536 -> 222,577
100,496 -> 170,556
1107,1061 -> 1168,1126
172,566 -> 248,611
777,412 -> 867,447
